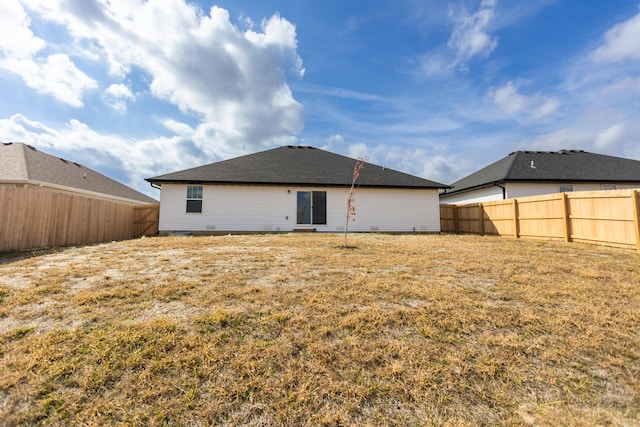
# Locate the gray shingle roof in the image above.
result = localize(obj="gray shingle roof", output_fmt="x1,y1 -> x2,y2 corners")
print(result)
146,145 -> 449,189
447,149 -> 640,195
1,142 -> 156,204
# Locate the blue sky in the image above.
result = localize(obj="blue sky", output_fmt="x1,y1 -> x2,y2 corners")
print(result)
2,1 -> 640,197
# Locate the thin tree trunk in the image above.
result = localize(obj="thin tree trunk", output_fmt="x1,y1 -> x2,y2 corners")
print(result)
344,158 -> 365,248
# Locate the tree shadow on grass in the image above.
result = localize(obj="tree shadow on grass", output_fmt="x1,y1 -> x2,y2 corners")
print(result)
336,245 -> 359,250
0,247 -> 70,265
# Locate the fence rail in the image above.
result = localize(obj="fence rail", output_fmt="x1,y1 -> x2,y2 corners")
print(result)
441,189 -> 640,250
0,186 -> 159,252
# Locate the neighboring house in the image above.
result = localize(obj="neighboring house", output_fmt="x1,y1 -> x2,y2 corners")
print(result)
146,145 -> 449,234
440,149 -> 640,205
1,142 -> 156,205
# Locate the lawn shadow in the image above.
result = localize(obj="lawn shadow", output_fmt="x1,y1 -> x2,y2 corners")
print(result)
0,247 -> 69,265
336,245 -> 359,250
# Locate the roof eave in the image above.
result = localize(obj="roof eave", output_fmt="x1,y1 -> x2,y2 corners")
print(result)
441,180 -> 505,196
2,179 -> 156,205
444,177 -> 640,196
146,179 -> 449,189
506,178 -> 640,184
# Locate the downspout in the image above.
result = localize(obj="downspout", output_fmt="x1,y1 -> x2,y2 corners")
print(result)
493,182 -> 506,199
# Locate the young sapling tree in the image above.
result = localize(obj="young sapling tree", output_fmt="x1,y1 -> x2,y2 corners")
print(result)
344,158 -> 365,248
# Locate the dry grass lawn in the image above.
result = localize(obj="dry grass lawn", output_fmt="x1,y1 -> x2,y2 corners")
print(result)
0,233 -> 639,426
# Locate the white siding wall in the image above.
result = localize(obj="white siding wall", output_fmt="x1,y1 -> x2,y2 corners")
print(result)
343,187 -> 441,232
506,182 -> 640,198
441,182 -> 640,205
439,186 -> 503,205
617,184 -> 640,189
159,184 -> 441,233
505,182 -> 559,199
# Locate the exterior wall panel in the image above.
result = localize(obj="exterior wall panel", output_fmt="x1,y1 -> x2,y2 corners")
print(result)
347,188 -> 441,232
158,184 -> 441,233
440,186 -> 503,205
506,183 -> 559,199
442,182 -> 640,205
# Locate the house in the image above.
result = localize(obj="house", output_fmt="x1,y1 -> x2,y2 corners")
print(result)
440,149 -> 640,204
1,142 -> 156,205
145,145 -> 449,234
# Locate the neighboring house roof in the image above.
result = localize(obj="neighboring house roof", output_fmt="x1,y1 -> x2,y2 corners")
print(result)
445,149 -> 640,196
146,145 -> 449,189
1,142 -> 156,204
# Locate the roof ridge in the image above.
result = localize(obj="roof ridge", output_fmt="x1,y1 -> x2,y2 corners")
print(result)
502,151 -> 521,180
17,142 -> 30,179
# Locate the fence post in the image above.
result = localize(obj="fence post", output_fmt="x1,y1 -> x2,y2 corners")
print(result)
562,192 -> 571,242
512,198 -> 520,239
478,203 -> 485,235
632,189 -> 640,251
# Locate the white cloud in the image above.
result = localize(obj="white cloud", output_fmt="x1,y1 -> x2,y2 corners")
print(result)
514,127 -> 592,152
106,83 -> 134,100
0,114 -> 200,196
0,1 -> 97,106
507,115 -> 640,162
294,84 -> 384,102
531,98 -> 560,121
592,9 -> 640,63
601,76 -> 640,95
245,13 -> 301,50
0,0 -> 45,59
448,0 -> 498,67
492,81 -> 529,114
326,134 -> 345,144
162,119 -> 194,137
16,0 -> 305,152
0,113 -> 55,140
344,143 -> 465,185
104,83 -> 135,113
527,10 -> 640,161
491,81 -> 559,121
1,54 -> 97,107
418,50 -> 453,78
346,143 -> 370,160
594,123 -> 627,150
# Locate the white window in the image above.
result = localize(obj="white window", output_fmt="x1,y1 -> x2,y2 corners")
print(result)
186,185 -> 203,213
559,184 -> 573,193
601,184 -> 616,190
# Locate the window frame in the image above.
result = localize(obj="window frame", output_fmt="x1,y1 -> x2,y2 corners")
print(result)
296,191 -> 327,225
186,185 -> 203,213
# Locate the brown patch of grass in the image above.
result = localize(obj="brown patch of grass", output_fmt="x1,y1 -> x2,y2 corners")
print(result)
0,233 -> 639,425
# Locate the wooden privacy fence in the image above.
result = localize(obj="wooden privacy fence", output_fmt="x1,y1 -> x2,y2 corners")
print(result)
0,186 -> 159,252
441,189 -> 640,250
